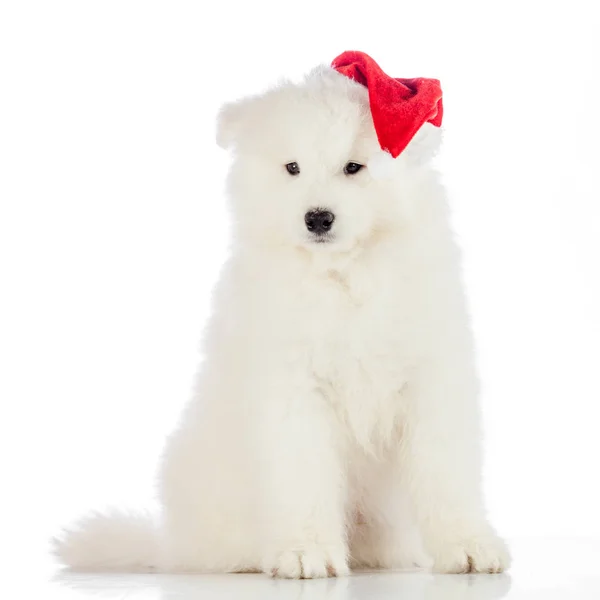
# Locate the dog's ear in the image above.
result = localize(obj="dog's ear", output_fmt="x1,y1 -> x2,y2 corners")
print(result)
216,98 -> 255,151
403,123 -> 443,165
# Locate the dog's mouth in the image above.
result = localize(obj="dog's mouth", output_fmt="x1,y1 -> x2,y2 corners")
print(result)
308,233 -> 335,244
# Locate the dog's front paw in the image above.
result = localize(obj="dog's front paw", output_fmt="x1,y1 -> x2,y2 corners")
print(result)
430,533 -> 511,574
265,543 -> 349,579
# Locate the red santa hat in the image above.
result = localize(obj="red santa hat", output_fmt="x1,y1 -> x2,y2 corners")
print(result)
332,51 -> 443,179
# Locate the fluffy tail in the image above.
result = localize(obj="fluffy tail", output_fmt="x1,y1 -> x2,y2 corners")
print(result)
53,510 -> 159,572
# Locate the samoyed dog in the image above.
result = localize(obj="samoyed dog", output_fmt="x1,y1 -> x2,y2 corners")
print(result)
55,61 -> 510,579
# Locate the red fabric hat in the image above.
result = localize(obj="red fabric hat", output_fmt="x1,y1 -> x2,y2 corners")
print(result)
332,51 -> 443,160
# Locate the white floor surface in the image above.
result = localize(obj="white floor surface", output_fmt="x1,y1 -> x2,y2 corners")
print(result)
19,538 -> 600,599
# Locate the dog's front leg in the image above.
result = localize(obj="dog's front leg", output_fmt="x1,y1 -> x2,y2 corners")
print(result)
399,360 -> 511,573
254,368 -> 348,579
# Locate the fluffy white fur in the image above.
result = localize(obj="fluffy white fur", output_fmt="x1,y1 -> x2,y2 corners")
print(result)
54,65 -> 510,578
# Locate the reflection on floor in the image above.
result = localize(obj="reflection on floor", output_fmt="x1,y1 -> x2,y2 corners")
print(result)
30,538 -> 600,599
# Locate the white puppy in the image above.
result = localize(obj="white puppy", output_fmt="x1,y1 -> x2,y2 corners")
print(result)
55,64 -> 510,579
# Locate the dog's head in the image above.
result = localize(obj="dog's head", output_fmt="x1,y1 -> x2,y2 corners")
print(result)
217,66 -> 441,255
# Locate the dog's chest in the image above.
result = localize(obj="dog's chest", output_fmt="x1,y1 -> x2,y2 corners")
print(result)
246,260 -> 423,449
298,267 -> 417,401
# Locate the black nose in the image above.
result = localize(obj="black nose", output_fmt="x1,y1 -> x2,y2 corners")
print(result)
305,210 -> 335,234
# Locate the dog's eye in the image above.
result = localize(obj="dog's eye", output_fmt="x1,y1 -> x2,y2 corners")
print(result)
344,162 -> 363,175
285,162 -> 300,176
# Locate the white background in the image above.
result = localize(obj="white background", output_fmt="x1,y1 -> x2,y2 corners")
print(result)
1,0 -> 599,575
